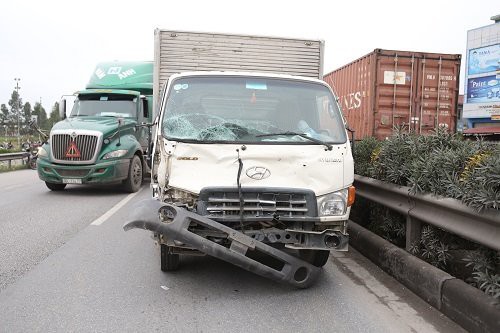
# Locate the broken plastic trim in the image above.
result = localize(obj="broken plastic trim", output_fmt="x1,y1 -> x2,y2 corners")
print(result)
123,199 -> 321,288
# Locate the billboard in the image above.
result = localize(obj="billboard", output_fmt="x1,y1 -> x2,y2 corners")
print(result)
468,44 -> 500,76
467,75 -> 500,103
463,102 -> 500,118
463,20 -> 500,123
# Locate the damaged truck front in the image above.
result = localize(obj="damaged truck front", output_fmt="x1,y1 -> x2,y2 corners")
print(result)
124,30 -> 355,288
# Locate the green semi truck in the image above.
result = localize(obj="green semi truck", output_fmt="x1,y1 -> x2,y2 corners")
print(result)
36,61 -> 153,192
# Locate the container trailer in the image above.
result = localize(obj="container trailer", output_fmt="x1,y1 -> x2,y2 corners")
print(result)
324,49 -> 461,140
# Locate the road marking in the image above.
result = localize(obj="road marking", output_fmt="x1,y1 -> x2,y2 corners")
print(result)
91,188 -> 143,226
4,184 -> 25,191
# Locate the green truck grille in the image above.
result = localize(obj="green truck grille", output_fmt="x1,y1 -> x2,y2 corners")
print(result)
52,134 -> 100,163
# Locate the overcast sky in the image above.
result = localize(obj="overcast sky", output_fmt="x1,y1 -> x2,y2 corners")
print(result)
0,0 -> 498,111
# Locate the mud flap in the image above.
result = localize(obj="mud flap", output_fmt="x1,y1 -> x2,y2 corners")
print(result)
123,199 -> 321,288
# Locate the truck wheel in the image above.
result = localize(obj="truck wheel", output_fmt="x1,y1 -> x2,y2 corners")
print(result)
299,250 -> 330,267
122,155 -> 142,193
29,159 -> 37,170
160,244 -> 180,271
45,182 -> 67,191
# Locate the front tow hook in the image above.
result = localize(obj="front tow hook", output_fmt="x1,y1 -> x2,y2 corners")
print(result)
123,199 -> 321,288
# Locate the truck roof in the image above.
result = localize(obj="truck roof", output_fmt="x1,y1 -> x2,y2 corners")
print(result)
76,89 -> 141,96
86,61 -> 153,92
168,71 -> 327,85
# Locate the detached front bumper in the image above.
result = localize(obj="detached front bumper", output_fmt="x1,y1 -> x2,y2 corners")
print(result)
123,199 -> 322,288
37,158 -> 130,184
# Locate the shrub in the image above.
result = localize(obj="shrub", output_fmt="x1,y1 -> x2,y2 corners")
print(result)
464,248 -> 500,298
353,130 -> 499,212
353,131 -> 500,298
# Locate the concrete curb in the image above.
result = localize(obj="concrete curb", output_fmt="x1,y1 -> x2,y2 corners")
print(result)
348,221 -> 500,333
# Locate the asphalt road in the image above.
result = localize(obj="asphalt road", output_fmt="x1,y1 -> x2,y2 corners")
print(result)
0,170 -> 466,332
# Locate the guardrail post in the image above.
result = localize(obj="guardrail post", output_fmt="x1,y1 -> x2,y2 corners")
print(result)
8,160 -> 11,168
406,216 -> 422,251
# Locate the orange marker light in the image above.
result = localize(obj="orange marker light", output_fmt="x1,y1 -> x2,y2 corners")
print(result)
347,186 -> 356,206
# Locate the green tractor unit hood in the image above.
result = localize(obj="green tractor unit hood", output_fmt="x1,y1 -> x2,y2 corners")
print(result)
52,117 -> 136,139
86,61 -> 153,93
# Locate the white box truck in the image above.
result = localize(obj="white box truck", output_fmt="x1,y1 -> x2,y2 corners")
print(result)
124,29 -> 355,288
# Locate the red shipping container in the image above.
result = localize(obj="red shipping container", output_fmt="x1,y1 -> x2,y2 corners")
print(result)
324,49 -> 462,140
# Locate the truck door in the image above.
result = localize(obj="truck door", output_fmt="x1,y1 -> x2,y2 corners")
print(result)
137,96 -> 150,152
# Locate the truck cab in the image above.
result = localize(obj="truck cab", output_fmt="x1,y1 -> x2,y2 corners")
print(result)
36,62 -> 153,192
127,72 -> 355,287
124,30 -> 355,288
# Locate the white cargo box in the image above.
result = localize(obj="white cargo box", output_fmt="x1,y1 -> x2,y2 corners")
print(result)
153,29 -> 324,114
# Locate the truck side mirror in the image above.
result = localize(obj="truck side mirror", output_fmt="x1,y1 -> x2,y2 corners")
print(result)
59,99 -> 67,120
346,127 -> 355,152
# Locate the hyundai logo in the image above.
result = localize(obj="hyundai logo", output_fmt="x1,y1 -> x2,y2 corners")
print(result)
246,166 -> 271,180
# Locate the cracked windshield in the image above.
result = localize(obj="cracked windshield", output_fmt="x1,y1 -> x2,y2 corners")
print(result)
162,76 -> 347,144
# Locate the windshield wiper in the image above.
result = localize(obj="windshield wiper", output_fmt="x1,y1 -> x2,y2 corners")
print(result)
256,131 -> 333,150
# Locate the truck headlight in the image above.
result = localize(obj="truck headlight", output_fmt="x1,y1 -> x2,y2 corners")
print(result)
102,149 -> 128,159
166,188 -> 198,207
38,147 -> 48,159
317,189 -> 348,216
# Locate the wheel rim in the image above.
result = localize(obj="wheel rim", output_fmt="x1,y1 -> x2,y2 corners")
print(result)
132,159 -> 142,186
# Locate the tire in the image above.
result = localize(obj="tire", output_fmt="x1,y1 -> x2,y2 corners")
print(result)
29,158 -> 37,170
45,182 -> 67,191
160,244 -> 180,271
122,155 -> 143,193
299,250 -> 330,267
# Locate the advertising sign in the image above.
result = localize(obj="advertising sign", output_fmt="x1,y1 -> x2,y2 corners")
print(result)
467,75 -> 500,103
467,44 -> 500,76
463,102 -> 500,119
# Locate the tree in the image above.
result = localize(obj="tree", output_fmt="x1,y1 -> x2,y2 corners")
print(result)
0,104 -> 9,136
22,102 -> 32,134
32,102 -> 48,130
8,90 -> 23,135
47,102 -> 60,130
1,104 -> 8,124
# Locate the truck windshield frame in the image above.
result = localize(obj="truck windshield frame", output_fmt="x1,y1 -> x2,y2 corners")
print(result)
69,94 -> 137,119
161,76 -> 347,145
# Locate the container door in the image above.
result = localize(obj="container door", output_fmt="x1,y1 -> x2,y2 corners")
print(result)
374,53 -> 416,139
413,56 -> 459,134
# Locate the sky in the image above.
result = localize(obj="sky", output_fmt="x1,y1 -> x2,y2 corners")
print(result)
0,0 -> 498,111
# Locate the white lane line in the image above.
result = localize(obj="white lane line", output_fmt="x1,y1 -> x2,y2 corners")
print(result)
91,188 -> 143,226
4,184 -> 25,191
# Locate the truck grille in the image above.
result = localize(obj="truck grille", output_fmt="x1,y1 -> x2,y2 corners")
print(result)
51,133 -> 100,164
55,169 -> 90,177
198,188 -> 317,221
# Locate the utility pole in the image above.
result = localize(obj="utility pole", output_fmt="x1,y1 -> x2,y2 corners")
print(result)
14,78 -> 21,148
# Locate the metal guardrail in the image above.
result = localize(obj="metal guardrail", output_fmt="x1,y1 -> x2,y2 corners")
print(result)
0,152 -> 29,168
354,175 -> 500,251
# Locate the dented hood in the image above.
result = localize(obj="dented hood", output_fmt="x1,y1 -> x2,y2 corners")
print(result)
164,141 -> 354,196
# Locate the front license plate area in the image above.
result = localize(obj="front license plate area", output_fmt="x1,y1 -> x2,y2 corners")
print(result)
62,178 -> 82,184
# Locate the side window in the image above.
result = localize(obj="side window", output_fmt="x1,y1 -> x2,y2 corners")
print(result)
142,98 -> 149,118
316,96 -> 345,141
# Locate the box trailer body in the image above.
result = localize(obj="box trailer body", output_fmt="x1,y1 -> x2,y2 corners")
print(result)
323,49 -> 461,140
153,29 -> 324,117
124,30 -> 354,288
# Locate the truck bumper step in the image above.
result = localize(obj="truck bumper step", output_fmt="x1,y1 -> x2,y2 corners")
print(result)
123,199 -> 321,288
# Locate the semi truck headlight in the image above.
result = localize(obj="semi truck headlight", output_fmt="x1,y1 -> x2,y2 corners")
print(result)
103,149 -> 128,159
37,147 -> 48,159
318,186 -> 356,216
